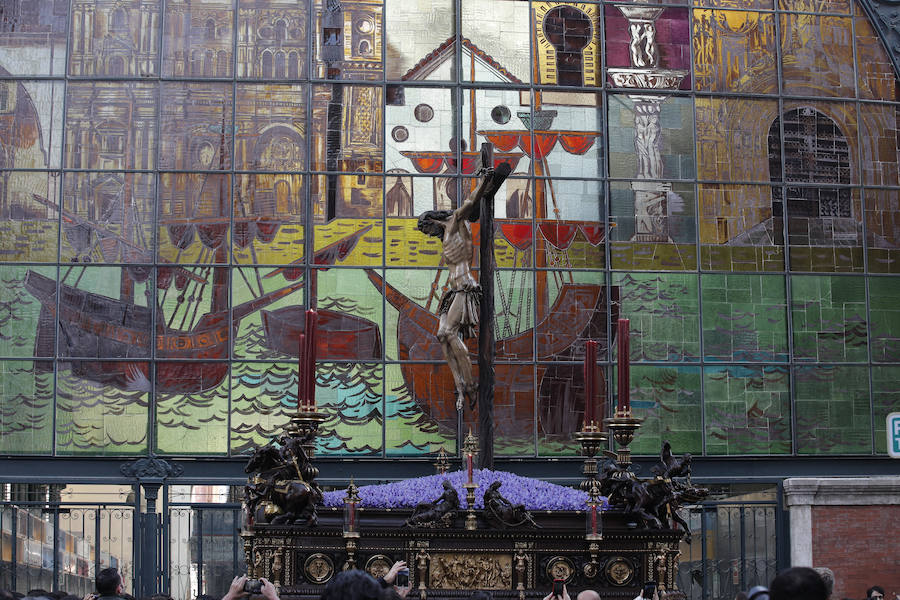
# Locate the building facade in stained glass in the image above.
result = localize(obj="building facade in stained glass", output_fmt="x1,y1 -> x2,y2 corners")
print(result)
0,0 -> 897,461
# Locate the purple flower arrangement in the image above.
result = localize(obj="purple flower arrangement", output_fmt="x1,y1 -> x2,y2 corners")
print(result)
322,469 -> 607,511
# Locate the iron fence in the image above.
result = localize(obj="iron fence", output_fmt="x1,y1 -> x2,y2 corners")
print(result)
676,502 -> 779,600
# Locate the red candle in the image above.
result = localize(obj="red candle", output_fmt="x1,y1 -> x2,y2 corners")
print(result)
466,453 -> 473,483
349,503 -> 356,532
298,333 -> 306,404
617,319 -> 630,414
584,340 -> 598,427
304,309 -> 318,407
590,504 -> 598,535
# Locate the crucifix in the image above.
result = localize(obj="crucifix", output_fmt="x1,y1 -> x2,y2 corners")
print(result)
416,143 -> 510,468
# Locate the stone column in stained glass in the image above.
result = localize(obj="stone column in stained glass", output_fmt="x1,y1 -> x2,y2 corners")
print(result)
608,5 -> 686,242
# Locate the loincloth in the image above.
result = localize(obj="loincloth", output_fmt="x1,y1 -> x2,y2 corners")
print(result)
437,285 -> 482,340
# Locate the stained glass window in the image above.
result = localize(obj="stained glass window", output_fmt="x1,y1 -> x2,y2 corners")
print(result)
0,0 -> 897,460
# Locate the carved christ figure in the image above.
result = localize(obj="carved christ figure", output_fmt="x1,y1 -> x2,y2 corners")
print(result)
417,162 -> 508,411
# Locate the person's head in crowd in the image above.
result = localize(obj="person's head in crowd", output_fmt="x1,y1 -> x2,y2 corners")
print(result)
48,592 -> 66,600
747,586 -> 769,600
576,591 -> 600,600
320,570 -> 385,600
195,595 -> 218,600
27,592 -> 50,599
61,595 -> 82,600
0,590 -> 16,600
813,568 -> 834,599
469,593 -> 493,600
96,567 -> 124,597
867,587 -> 885,600
735,592 -> 748,600
11,593 -> 24,599
150,594 -> 173,600
770,567 -> 827,600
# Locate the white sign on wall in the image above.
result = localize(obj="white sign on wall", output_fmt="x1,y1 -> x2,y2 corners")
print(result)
888,412 -> 900,458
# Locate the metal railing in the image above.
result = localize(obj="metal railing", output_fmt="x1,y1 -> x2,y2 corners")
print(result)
1,492 -> 779,600
0,501 -> 136,595
677,501 -> 779,600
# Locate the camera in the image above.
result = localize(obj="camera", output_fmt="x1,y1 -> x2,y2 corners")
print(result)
553,579 -> 565,598
642,581 -> 658,599
395,568 -> 410,587
244,579 -> 263,594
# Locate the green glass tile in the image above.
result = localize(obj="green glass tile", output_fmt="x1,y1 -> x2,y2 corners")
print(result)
628,365 -> 702,456
795,365 -> 871,454
791,275 -> 867,362
702,274 -> 788,362
873,366 -> 900,454
613,272 -> 700,361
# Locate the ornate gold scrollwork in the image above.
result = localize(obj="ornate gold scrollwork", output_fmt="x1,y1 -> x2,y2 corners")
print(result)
428,553 -> 513,590
366,555 -> 393,579
546,557 -> 576,584
304,553 -> 335,584
605,557 -> 635,586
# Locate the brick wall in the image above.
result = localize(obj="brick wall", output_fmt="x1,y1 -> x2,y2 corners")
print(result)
811,505 -> 900,600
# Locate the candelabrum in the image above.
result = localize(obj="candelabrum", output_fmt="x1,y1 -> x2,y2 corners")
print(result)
573,422 -> 607,579
462,430 -> 479,530
572,421 -> 608,504
604,408 -> 643,467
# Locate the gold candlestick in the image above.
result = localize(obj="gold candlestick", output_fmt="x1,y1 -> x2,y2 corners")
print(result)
464,482 -> 478,530
604,409 -> 643,467
573,421 -> 608,503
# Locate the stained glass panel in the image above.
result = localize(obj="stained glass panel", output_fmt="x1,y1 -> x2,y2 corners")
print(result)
65,85 -> 157,172
795,365 -> 871,455
613,272 -> 701,361
872,366 -> 900,454
155,372 -> 229,455
0,171 -> 60,262
610,181 -> 697,271
162,0 -> 234,78
698,184 -> 786,272
0,359 -> 53,454
790,275 -> 868,362
865,187 -> 900,274
237,0 -> 308,80
462,0 -> 530,84
704,365 -> 791,455
692,10 -> 777,93
56,363 -> 150,455
868,277 -> 900,362
780,13 -> 855,97
629,365 -> 702,456
696,96 -> 779,183
69,0 -> 154,77
701,274 -> 788,362
385,0 -> 454,81
0,265 -> 57,359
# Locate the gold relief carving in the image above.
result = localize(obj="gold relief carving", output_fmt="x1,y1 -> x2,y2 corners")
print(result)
365,555 -> 393,579
428,553 -> 513,590
605,557 -> 635,586
304,553 -> 335,584
273,547 -> 284,585
546,557 -> 575,583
